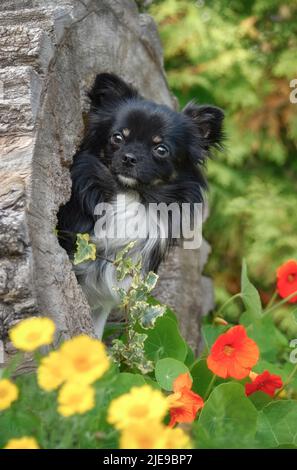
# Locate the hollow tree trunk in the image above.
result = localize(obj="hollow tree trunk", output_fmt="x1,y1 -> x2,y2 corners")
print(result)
0,0 -> 213,363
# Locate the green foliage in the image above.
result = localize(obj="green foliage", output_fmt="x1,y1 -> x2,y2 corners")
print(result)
195,383 -> 258,449
149,0 -> 297,311
155,358 -> 189,391
1,255 -> 297,449
241,259 -> 262,319
73,234 -> 96,265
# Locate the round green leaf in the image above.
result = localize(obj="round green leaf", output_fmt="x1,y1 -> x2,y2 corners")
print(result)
155,358 -> 189,391
190,359 -> 214,398
256,400 -> 297,448
195,383 -> 258,448
109,373 -> 146,399
144,316 -> 187,362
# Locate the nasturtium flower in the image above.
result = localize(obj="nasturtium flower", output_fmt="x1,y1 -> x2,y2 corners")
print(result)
207,325 -> 259,379
59,335 -> 110,385
167,373 -> 204,427
4,437 -> 40,449
245,370 -> 283,397
277,260 -> 297,303
120,422 -> 167,449
120,422 -> 191,449
37,350 -> 67,391
57,382 -> 95,417
9,317 -> 55,352
108,385 -> 168,430
0,379 -> 18,410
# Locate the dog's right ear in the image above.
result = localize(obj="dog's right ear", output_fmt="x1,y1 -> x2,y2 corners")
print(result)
88,73 -> 138,108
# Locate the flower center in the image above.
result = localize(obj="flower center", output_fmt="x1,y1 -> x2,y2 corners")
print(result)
74,356 -> 91,372
130,405 -> 149,418
0,388 -> 8,399
223,344 -> 234,356
288,273 -> 296,283
26,332 -> 41,342
68,394 -> 82,405
139,436 -> 154,448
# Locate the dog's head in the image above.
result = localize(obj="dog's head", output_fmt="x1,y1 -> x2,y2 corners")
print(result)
85,73 -> 224,194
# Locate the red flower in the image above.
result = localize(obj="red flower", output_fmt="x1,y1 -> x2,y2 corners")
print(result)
277,260 -> 297,303
245,370 -> 283,397
207,325 -> 259,380
167,373 -> 204,428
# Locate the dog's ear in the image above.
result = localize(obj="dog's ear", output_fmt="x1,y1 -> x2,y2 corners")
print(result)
183,101 -> 224,152
88,73 -> 138,108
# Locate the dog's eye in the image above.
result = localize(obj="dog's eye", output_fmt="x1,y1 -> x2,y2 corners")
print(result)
153,144 -> 169,158
111,132 -> 124,146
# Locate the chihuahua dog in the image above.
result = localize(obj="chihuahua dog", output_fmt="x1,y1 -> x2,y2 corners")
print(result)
57,73 -> 224,337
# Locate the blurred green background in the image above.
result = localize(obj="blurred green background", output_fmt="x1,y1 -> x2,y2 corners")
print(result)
149,0 -> 297,313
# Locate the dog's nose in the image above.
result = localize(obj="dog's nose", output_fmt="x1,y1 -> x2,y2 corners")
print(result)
122,153 -> 137,166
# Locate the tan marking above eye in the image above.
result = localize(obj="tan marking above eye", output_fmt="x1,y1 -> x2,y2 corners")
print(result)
122,128 -> 130,137
152,135 -> 162,144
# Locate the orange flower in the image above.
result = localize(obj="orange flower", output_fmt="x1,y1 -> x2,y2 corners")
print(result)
277,260 -> 297,303
245,370 -> 283,397
207,325 -> 259,379
167,373 -> 204,428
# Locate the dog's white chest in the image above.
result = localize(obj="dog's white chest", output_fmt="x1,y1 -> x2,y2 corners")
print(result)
75,192 -> 166,313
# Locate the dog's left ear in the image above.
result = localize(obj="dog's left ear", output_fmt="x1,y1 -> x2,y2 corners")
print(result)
88,73 -> 139,109
183,102 -> 224,152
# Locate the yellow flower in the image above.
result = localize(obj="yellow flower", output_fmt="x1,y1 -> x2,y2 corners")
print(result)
9,317 -> 55,352
4,437 -> 40,449
120,422 -> 167,449
59,335 -> 110,385
37,350 -> 67,391
108,385 -> 168,431
0,379 -> 19,410
161,427 -> 192,449
120,423 -> 192,449
57,382 -> 95,417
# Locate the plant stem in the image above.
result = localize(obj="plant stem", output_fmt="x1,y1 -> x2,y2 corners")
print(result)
263,289 -> 297,317
204,374 -> 216,400
217,293 -> 242,316
275,362 -> 297,398
265,290 -> 278,310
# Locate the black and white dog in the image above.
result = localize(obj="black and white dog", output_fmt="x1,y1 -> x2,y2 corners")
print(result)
58,73 -> 224,337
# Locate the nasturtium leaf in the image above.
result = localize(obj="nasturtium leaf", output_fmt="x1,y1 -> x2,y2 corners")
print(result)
73,233 -> 96,265
184,344 -> 196,368
201,324 -> 228,352
142,316 -> 187,362
143,376 -> 161,390
195,383 -> 258,448
190,359 -> 215,398
109,373 -> 146,399
248,391 -> 272,411
255,401 -> 297,448
155,358 -> 190,391
242,314 -> 288,362
241,259 -> 262,319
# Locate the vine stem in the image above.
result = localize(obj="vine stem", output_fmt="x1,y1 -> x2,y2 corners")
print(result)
216,293 -> 242,317
275,362 -> 297,398
263,289 -> 297,317
265,290 -> 278,310
204,374 -> 216,400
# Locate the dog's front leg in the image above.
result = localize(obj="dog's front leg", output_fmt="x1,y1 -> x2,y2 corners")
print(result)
91,307 -> 111,339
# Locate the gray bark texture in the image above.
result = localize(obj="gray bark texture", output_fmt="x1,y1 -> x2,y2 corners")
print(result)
0,0 -> 213,361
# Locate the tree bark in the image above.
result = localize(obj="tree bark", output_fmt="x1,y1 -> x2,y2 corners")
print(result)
0,0 -> 213,362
